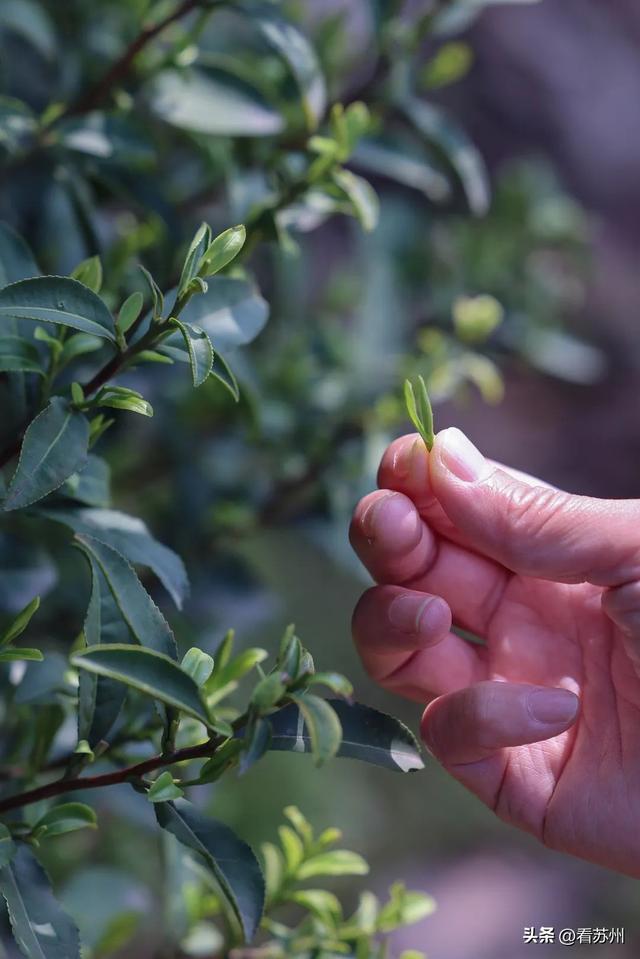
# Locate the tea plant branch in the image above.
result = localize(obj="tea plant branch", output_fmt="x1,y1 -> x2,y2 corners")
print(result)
61,0 -> 223,120
0,732 -> 225,815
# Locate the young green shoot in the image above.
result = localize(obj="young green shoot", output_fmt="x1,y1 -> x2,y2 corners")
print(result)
404,376 -> 435,451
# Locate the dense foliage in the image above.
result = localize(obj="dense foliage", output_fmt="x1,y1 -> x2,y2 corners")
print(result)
0,0 -> 590,956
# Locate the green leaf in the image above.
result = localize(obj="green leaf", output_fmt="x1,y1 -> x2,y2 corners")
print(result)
1,595 -> 40,646
172,318 -> 214,387
78,555 -> 132,747
0,648 -> 43,662
377,883 -> 436,932
139,266 -> 164,319
332,169 -> 379,232
0,336 -> 44,375
178,277 -> 269,351
155,799 -> 265,942
0,1 -> 57,60
288,694 -> 342,766
71,645 -> 211,726
148,68 -> 285,137
74,535 -> 177,658
404,376 -> 434,451
404,99 -> 490,216
0,221 -> 39,288
264,700 -> 424,772
178,222 -> 212,297
297,850 -> 369,880
206,647 -> 268,706
289,889 -> 342,923
96,387 -> 153,417
181,648 -> 214,687
283,805 -> 313,846
307,672 -> 353,698
117,291 -> 143,334
71,256 -> 102,294
0,97 -> 37,154
0,844 -> 81,958
0,825 -> 15,870
247,4 -> 327,129
41,506 -> 188,609
58,332 -> 103,368
147,771 -> 184,804
210,349 -> 240,401
33,803 -> 97,839
422,42 -> 473,90
2,398 -> 89,511
251,672 -> 287,711
353,137 -> 451,204
278,825 -> 304,875
0,276 -> 116,341
200,225 -> 246,278
239,715 -> 271,775
62,455 -> 111,508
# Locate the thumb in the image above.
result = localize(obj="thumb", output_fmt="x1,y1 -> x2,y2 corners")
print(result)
429,428 -> 640,589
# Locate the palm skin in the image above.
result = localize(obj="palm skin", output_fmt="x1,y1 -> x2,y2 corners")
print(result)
350,428 -> 640,878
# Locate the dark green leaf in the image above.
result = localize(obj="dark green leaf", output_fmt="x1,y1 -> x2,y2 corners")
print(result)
33,803 -> 97,839
210,349 -> 240,401
71,645 -> 211,726
246,5 -> 326,129
0,825 -> 15,869
155,799 -> 265,942
41,507 -> 188,609
264,700 -> 424,772
178,277 -> 268,351
0,276 -> 116,341
289,694 -> 342,765
1,595 -> 39,646
172,319 -> 214,387
404,99 -> 490,216
78,554 -> 132,747
2,398 -> 89,511
74,535 -> 177,658
239,715 -> 271,775
0,97 -> 37,154
62,455 -> 111,508
0,844 -> 81,958
0,0 -> 57,60
0,221 -> 39,288
0,335 -> 43,375
148,68 -> 284,137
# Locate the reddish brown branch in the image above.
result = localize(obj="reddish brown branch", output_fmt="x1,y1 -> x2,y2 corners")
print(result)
0,736 -> 221,816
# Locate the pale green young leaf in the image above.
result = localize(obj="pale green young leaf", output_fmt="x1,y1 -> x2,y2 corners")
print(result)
178,222 -> 212,296
155,799 -> 265,942
307,672 -> 353,698
297,850 -> 369,880
200,225 -> 246,278
290,889 -> 342,924
0,648 -> 43,662
147,771 -> 184,804
283,806 -> 313,847
332,169 -> 379,232
0,276 -> 116,341
1,595 -> 40,646
71,256 -> 103,294
260,842 -> 284,903
181,648 -> 214,687
289,693 -> 342,766
33,803 -> 97,839
278,825 -> 304,875
377,883 -> 436,932
71,644 -> 211,727
117,291 -> 143,333
251,672 -> 286,711
97,393 -> 153,417
139,265 -> 164,319
404,376 -> 434,451
2,398 -> 89,511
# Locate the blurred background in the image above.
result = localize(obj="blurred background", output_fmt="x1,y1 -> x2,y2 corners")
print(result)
1,0 -> 640,956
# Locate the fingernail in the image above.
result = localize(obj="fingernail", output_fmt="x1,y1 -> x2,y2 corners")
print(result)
439,428 -> 490,483
393,438 -> 428,479
528,688 -> 579,725
361,492 -> 396,537
389,594 -> 440,634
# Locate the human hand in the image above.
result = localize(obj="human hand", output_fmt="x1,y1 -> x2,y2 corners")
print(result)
350,427 -> 640,877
